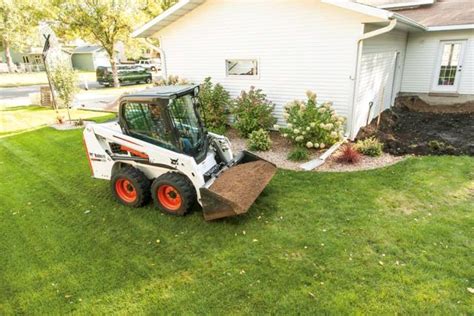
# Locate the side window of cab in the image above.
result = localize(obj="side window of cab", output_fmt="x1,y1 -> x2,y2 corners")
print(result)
122,102 -> 177,151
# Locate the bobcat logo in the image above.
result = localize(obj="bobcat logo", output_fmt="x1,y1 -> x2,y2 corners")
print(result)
170,158 -> 179,166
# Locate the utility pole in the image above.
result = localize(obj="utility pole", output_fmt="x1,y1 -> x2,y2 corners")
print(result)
42,34 -> 60,114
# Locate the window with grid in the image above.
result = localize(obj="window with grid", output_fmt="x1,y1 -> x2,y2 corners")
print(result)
438,43 -> 461,86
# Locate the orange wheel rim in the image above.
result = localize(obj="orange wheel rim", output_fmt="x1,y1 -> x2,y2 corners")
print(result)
115,179 -> 137,203
157,185 -> 182,211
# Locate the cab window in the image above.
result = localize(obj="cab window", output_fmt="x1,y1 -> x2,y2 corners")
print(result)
122,102 -> 177,151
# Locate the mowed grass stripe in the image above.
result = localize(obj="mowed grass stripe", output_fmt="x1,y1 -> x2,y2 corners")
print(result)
0,127 -> 472,314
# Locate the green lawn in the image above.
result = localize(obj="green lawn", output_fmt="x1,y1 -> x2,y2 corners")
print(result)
0,106 -> 114,137
0,127 -> 472,314
0,72 -> 95,88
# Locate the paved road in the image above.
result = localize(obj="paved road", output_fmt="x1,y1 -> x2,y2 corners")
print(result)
0,82 -> 103,99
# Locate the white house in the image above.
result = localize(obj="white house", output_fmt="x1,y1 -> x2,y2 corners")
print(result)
132,0 -> 474,138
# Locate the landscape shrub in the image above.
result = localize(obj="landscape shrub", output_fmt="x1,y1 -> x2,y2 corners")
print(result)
278,91 -> 345,149
355,137 -> 383,157
247,129 -> 272,151
232,86 -> 276,138
287,147 -> 309,161
155,75 -> 189,86
198,77 -> 231,134
336,144 -> 361,164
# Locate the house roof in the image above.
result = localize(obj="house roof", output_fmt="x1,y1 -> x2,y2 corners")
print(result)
132,0 -> 472,38
393,0 -> 474,27
132,0 -> 206,38
73,45 -> 103,54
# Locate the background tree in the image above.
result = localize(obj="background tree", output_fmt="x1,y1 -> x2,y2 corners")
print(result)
54,0 -> 147,87
0,0 -> 46,72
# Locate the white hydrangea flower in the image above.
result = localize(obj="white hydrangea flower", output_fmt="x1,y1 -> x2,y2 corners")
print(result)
306,141 -> 314,149
283,112 -> 289,119
283,133 -> 288,138
314,143 -> 320,148
293,128 -> 300,134
287,123 -> 293,128
295,136 -> 304,142
330,131 -> 338,138
320,143 -> 326,149
318,107 -> 326,113
326,123 -> 334,130
310,122 -> 316,128
319,123 -> 325,128
306,126 -> 311,131
273,124 -> 280,130
302,131 -> 306,135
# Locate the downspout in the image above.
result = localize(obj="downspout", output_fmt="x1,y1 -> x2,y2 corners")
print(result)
142,38 -> 167,78
348,18 -> 397,139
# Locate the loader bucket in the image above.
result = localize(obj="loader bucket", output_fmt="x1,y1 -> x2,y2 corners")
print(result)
200,151 -> 277,221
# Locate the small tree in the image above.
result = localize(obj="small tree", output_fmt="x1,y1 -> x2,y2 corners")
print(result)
49,59 -> 78,122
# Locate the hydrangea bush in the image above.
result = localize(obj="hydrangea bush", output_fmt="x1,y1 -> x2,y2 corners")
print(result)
278,91 -> 345,149
247,129 -> 272,151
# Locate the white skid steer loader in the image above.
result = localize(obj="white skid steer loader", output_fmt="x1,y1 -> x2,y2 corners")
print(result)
83,85 -> 276,220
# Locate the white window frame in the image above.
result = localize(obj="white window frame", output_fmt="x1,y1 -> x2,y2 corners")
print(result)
225,59 -> 260,79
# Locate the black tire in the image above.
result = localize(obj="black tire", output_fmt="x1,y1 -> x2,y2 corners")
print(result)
145,77 -> 152,84
111,166 -> 150,207
151,172 -> 195,216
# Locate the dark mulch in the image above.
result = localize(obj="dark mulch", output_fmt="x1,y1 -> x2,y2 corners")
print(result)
357,105 -> 474,156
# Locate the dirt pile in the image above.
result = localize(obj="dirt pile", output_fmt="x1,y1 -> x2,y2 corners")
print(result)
357,106 -> 474,156
209,160 -> 276,212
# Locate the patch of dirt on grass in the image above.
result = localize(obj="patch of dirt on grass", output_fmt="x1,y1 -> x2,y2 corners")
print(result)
227,128 -> 320,171
357,106 -> 474,156
50,121 -> 92,130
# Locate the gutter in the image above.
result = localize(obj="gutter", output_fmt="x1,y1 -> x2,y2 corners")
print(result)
348,18 -> 397,139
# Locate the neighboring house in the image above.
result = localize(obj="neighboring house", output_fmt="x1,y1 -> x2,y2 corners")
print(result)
132,0 -> 474,137
71,44 -> 128,71
71,45 -> 112,71
0,46 -> 72,72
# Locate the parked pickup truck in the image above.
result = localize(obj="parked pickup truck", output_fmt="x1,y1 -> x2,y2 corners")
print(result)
137,59 -> 161,72
96,65 -> 153,86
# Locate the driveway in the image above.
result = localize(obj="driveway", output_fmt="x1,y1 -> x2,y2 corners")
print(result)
0,82 -> 154,111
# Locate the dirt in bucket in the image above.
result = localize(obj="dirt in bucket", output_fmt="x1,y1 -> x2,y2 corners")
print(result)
357,105 -> 474,156
209,160 -> 276,212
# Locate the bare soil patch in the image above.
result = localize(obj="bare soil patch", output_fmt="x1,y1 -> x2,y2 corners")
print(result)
357,106 -> 474,156
50,121 -> 92,130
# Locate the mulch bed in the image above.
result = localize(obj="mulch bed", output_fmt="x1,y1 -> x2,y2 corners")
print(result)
357,105 -> 474,156
226,128 -> 404,172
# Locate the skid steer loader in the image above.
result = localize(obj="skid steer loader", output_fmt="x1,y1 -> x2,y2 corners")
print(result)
83,85 -> 276,220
